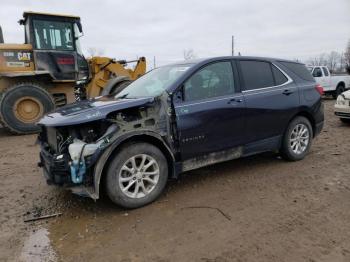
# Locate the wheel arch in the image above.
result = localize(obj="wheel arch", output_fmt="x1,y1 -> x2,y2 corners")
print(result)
288,110 -> 316,137
93,131 -> 175,199
337,81 -> 345,88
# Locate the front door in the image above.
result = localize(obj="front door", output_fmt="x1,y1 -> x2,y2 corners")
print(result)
174,61 -> 246,160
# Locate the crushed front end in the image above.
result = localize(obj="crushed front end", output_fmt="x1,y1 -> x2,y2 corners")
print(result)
38,121 -> 117,197
36,95 -> 173,199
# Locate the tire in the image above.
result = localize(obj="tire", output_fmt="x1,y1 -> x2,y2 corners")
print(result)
110,80 -> 132,96
333,84 -> 345,99
0,83 -> 55,134
340,118 -> 350,124
280,116 -> 313,161
105,142 -> 168,209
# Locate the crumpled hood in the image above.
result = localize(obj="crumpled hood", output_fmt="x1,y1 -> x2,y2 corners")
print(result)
38,95 -> 154,127
341,90 -> 350,99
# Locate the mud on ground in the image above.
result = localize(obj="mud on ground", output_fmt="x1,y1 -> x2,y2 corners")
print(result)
0,99 -> 349,262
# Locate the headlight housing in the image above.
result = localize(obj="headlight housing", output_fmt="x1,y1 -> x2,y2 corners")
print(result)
337,95 -> 346,105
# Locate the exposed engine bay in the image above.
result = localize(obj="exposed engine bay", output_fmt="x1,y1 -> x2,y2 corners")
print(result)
37,95 -> 174,198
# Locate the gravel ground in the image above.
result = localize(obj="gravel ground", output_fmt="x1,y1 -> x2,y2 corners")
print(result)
0,99 -> 349,262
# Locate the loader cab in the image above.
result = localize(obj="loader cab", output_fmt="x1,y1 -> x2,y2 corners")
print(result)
21,12 -> 89,81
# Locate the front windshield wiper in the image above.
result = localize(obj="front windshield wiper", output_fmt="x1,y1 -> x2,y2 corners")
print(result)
116,93 -> 129,99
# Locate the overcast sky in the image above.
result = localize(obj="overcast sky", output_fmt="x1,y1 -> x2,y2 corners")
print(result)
1,0 -> 349,68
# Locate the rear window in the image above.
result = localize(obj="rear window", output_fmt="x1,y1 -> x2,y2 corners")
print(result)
279,61 -> 314,81
239,60 -> 275,90
322,67 -> 329,76
272,65 -> 288,85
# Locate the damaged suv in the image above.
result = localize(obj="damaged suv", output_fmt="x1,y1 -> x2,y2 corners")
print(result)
38,56 -> 324,208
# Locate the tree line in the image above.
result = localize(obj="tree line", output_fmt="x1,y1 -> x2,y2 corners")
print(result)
306,40 -> 350,74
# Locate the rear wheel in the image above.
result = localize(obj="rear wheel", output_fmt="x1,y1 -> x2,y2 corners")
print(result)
332,84 -> 345,99
0,83 -> 55,134
105,142 -> 168,208
280,116 -> 313,161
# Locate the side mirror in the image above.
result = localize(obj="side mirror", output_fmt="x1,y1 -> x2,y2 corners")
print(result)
173,87 -> 184,103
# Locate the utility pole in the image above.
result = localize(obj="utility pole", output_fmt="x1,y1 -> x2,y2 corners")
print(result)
231,35 -> 234,56
153,56 -> 156,69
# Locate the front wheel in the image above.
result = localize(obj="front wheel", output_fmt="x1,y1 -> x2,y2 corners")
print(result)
280,116 -> 313,161
110,80 -> 132,96
105,142 -> 168,208
0,83 -> 55,134
340,118 -> 350,124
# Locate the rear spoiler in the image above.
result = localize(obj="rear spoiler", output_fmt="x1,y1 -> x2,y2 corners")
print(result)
0,26 -> 3,43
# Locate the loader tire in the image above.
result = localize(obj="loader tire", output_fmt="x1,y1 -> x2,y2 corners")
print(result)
110,80 -> 132,96
0,83 -> 55,135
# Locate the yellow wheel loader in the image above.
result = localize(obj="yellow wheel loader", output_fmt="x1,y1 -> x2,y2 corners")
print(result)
0,11 -> 146,134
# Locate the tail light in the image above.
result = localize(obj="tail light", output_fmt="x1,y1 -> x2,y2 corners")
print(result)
315,84 -> 324,95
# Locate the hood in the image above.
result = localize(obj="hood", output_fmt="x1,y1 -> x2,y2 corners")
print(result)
38,95 -> 154,127
341,90 -> 350,99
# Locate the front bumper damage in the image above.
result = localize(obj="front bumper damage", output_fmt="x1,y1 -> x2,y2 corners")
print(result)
37,124 -> 118,199
36,94 -> 176,200
38,143 -> 100,199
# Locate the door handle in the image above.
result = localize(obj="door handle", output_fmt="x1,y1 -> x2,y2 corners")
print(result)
228,98 -> 243,104
282,89 -> 293,96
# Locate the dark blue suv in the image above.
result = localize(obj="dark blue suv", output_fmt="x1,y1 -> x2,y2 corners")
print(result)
38,56 -> 324,208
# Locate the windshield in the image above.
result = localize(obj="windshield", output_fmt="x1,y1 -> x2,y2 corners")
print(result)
116,64 -> 192,99
33,19 -> 74,50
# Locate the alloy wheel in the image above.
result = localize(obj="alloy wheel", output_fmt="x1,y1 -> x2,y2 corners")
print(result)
118,154 -> 160,198
289,123 -> 310,155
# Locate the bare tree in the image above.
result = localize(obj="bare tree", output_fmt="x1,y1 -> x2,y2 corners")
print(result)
86,47 -> 105,57
326,51 -> 341,73
345,39 -> 350,74
183,49 -> 197,60
307,53 -> 327,66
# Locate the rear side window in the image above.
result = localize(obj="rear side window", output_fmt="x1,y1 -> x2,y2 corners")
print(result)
239,60 -> 274,90
272,65 -> 288,85
279,61 -> 314,81
322,67 -> 329,76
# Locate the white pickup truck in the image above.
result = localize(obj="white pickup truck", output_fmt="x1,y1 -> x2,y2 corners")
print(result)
308,66 -> 350,98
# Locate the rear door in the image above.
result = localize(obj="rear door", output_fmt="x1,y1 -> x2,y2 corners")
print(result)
174,60 -> 245,160
238,60 -> 298,146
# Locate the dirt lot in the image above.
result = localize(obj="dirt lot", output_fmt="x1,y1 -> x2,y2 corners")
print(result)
0,99 -> 350,262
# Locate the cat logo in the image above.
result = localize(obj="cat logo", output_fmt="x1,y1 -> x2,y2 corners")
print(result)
17,52 -> 31,61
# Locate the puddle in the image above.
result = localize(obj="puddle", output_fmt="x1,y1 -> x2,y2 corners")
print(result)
19,228 -> 57,262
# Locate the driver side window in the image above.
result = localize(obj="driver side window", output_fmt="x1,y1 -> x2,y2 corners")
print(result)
184,61 -> 235,101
